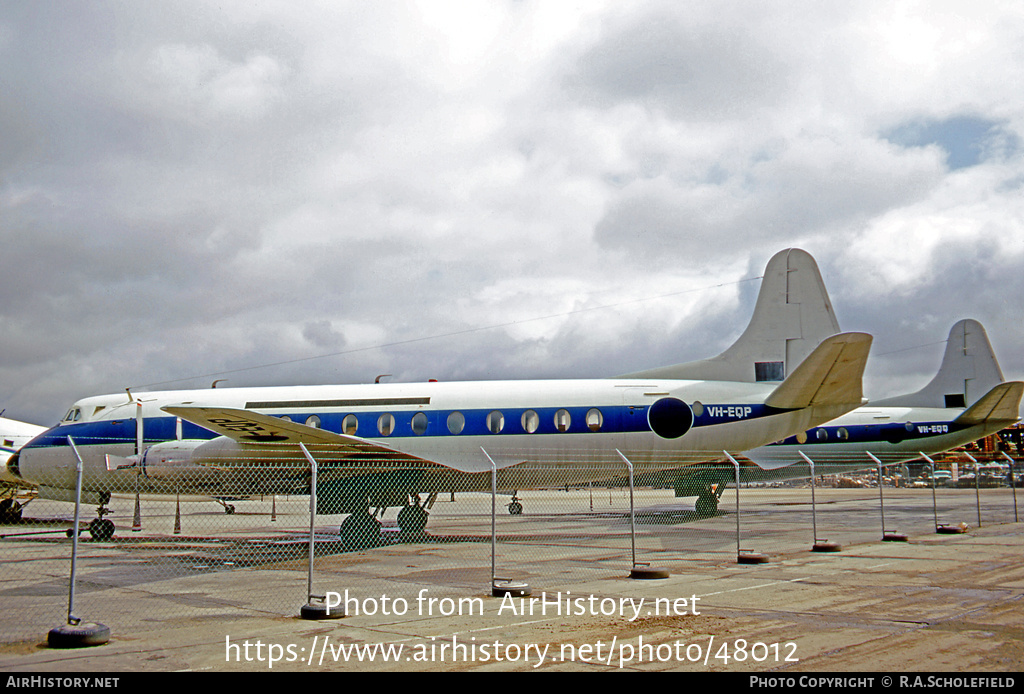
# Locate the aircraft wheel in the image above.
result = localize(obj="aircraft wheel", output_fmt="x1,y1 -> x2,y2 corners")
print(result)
89,518 -> 115,541
0,499 -> 21,524
397,504 -> 428,534
339,510 -> 381,549
224,504 -> 235,515
695,494 -> 718,517
508,501 -> 523,515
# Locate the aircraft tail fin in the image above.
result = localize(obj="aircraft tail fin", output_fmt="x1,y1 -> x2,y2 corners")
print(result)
618,248 -> 840,382
872,319 -> 1006,409
953,382 -> 1023,426
764,332 -> 872,410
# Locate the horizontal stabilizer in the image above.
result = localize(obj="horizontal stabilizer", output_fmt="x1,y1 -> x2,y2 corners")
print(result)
765,332 -> 872,410
953,382 -> 1024,426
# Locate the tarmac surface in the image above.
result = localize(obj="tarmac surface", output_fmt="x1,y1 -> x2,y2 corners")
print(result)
0,485 -> 1021,673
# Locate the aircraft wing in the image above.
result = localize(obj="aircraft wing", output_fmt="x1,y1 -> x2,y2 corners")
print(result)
953,382 -> 1024,426
161,405 -> 432,465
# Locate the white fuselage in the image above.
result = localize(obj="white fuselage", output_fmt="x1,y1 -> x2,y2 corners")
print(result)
743,405 -> 1012,476
15,378 -> 854,498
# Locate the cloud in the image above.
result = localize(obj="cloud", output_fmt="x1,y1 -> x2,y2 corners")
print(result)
1,1 -> 1022,426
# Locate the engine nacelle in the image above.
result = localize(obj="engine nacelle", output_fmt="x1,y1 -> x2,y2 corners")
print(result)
141,439 -> 224,479
143,436 -> 303,473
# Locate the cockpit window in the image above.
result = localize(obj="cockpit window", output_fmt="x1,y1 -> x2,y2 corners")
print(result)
63,407 -> 82,423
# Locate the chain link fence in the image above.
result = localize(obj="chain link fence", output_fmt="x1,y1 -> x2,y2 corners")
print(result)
2,453 -> 1020,645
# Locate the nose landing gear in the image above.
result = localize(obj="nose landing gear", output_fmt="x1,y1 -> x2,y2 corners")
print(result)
88,493 -> 115,541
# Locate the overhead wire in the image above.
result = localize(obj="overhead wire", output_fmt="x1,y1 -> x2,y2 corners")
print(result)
131,275 -> 764,389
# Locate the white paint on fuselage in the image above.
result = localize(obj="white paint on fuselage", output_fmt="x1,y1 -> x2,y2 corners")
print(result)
0,416 -> 47,483
19,378 -> 858,496
744,404 -> 1008,473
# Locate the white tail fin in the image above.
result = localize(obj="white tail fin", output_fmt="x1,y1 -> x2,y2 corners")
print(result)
619,248 -> 840,382
872,319 -> 1006,409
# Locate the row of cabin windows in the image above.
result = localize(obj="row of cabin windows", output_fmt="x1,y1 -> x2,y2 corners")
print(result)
282,408 -> 605,437
795,427 -> 854,443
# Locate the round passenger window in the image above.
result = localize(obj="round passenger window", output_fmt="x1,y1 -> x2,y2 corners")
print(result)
411,412 -> 428,435
816,428 -> 828,441
305,415 -> 321,429
586,408 -> 603,432
647,398 -> 693,439
554,409 -> 571,433
447,411 -> 465,435
521,410 -> 539,434
342,414 -> 358,435
378,413 -> 395,436
487,411 -> 505,434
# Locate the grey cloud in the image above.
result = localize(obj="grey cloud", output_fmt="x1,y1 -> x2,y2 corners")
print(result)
592,139 -> 943,265
1,2 -> 1023,428
565,10 -> 791,119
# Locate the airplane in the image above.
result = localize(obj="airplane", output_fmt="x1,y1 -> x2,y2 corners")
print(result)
0,415 -> 48,523
621,249 -> 1022,514
8,260 -> 873,543
742,318 -> 1022,475
650,318 -> 1023,516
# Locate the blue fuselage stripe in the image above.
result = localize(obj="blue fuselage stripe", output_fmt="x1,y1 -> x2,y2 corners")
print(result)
25,403 -> 785,448
769,421 -> 964,447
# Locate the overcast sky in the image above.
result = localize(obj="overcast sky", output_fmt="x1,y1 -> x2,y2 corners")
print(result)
1,1 -> 1022,425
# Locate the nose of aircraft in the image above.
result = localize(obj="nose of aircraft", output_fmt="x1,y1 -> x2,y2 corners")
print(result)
7,426 -> 64,484
2,451 -> 21,481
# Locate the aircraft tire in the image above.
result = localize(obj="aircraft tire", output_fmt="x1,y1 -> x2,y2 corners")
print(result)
0,499 -> 21,524
89,518 -> 115,541
397,505 -> 428,534
508,501 -> 523,515
339,510 -> 380,549
695,495 -> 718,517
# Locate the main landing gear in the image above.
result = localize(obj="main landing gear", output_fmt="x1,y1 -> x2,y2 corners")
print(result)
0,498 -> 23,524
673,479 -> 726,517
395,493 -> 438,535
397,498 -> 429,534
339,508 -> 382,549
507,493 -> 523,515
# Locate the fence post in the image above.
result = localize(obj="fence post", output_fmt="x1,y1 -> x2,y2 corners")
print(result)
299,443 -> 343,619
920,452 -> 966,534
963,452 -> 983,528
724,452 -> 768,563
47,436 -> 110,647
867,452 -> 906,541
483,447 -> 530,597
1002,452 -> 1018,523
799,452 -> 841,552
617,450 -> 669,578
